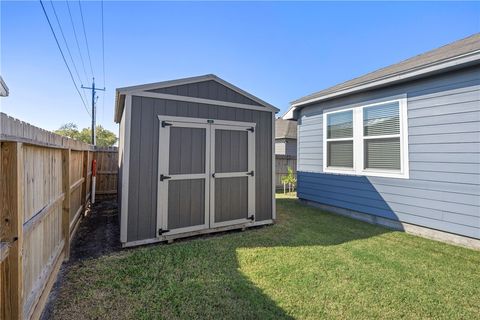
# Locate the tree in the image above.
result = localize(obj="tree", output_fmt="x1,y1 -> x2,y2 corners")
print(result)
55,124 -> 117,147
55,123 -> 81,140
281,166 -> 297,194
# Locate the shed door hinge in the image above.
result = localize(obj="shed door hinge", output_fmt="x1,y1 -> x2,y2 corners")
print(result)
158,228 -> 170,236
248,215 -> 255,221
247,127 -> 254,133
160,174 -> 171,181
161,121 -> 172,128
246,171 -> 254,177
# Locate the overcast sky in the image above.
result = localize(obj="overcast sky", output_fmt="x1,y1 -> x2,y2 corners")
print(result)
1,1 -> 479,133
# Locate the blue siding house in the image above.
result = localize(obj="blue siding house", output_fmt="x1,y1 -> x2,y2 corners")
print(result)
284,34 -> 480,248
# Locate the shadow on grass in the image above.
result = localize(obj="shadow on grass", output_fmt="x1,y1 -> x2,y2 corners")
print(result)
46,197 -> 393,320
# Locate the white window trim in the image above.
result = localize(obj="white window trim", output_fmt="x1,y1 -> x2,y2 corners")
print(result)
322,98 -> 409,179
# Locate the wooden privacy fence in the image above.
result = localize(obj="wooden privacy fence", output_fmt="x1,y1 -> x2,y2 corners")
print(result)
0,113 -> 117,320
275,155 -> 297,189
94,147 -> 118,196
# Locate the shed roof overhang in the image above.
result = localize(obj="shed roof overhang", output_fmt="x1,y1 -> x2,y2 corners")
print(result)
114,74 -> 278,123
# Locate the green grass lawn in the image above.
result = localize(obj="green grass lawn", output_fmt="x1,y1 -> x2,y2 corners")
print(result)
51,194 -> 480,319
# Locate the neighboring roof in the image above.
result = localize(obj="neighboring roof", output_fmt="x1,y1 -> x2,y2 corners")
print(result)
115,74 -> 278,122
0,76 -> 9,97
275,119 -> 297,139
285,33 -> 480,119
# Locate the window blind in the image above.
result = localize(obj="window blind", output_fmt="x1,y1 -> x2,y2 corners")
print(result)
328,141 -> 353,168
363,102 -> 400,136
364,138 -> 401,170
327,110 -> 353,139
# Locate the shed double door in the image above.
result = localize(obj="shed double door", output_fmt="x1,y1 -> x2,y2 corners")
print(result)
157,117 -> 256,237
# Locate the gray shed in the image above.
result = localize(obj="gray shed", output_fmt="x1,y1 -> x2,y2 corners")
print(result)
115,75 -> 278,247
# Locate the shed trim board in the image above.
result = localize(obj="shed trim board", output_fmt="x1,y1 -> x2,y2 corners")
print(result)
157,118 -> 211,236
156,116 -> 257,237
209,122 -> 256,228
127,91 -> 275,113
120,95 -> 131,243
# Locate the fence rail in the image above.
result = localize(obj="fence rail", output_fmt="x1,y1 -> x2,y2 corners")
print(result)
0,113 -> 117,320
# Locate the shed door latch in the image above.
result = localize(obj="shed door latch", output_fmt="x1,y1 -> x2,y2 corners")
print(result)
161,121 -> 172,128
248,215 -> 255,221
158,228 -> 170,236
246,171 -> 254,177
160,174 -> 171,181
247,127 -> 254,133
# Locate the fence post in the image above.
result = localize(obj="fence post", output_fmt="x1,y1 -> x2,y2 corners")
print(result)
1,142 -> 24,319
62,149 -> 71,260
81,150 -> 88,209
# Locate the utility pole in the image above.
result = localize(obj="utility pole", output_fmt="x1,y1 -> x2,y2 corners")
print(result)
82,77 -> 105,146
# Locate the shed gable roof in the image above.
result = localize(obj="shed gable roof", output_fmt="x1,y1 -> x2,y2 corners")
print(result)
115,74 -> 278,122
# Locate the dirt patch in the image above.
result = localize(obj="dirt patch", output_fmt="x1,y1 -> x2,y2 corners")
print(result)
40,195 -> 121,320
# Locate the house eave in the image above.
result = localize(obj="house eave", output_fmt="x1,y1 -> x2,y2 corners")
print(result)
284,50 -> 480,120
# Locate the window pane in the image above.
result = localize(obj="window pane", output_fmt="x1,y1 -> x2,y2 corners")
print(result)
327,141 -> 353,168
364,102 -> 400,136
364,138 -> 400,170
327,110 -> 353,139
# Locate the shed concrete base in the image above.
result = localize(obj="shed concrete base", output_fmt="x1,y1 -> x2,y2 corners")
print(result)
299,199 -> 480,251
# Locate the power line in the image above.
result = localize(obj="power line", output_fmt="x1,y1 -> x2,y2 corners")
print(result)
39,0 -> 91,117
65,0 -> 89,82
49,0 -> 89,104
101,0 -> 105,89
101,0 -> 106,125
78,0 -> 94,78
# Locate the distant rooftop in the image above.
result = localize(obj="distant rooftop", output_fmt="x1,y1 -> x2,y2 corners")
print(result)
0,76 -> 9,97
276,118 -> 297,139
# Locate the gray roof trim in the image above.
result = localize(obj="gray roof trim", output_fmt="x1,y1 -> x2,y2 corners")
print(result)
0,76 -> 9,97
285,33 -> 480,119
284,50 -> 480,120
115,74 -> 278,122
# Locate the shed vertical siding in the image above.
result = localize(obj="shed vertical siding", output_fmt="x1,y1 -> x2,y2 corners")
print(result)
297,66 -> 480,239
127,98 -> 272,242
147,80 -> 259,106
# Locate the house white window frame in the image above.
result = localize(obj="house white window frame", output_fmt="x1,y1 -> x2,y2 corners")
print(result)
323,98 -> 409,179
